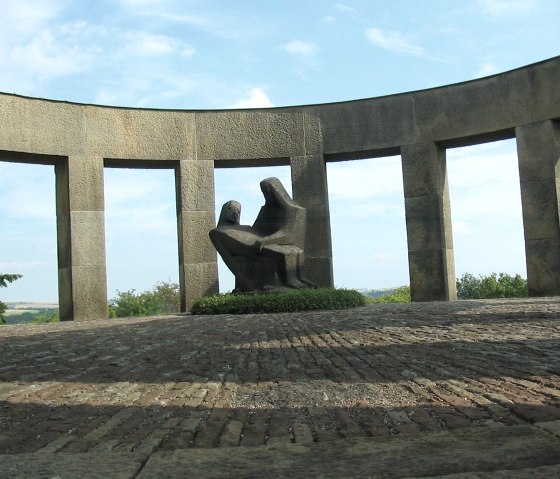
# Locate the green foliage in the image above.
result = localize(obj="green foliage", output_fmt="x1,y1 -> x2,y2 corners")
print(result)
456,272 -> 528,299
109,281 -> 180,318
0,273 -> 22,324
191,288 -> 366,315
364,285 -> 411,304
0,274 -> 22,288
32,311 -> 60,323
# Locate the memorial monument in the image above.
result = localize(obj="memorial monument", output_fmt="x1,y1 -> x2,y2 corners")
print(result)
210,177 -> 315,293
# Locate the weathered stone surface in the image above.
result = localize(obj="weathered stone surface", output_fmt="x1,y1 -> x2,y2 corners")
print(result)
85,107 -> 196,160
517,120 -> 560,297
196,111 -> 306,160
137,426 -> 560,479
401,142 -> 455,301
1,299 -> 560,476
0,95 -> 86,156
312,93 -> 415,156
412,68 -> 532,144
179,262 -> 219,310
0,452 -> 145,479
524,237 -> 560,296
290,155 -> 333,287
175,160 -> 215,212
516,120 -> 560,182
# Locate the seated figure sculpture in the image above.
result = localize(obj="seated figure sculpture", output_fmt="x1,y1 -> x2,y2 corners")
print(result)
210,177 -> 314,293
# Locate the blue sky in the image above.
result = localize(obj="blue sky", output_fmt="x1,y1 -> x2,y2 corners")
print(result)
0,0 -> 558,301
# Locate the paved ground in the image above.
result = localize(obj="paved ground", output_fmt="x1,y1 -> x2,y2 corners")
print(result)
1,298 -> 560,477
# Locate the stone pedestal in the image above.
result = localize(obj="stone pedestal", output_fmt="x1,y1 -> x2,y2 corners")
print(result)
516,120 -> 560,296
401,142 -> 457,301
290,154 -> 334,287
55,156 -> 108,321
175,160 -> 218,311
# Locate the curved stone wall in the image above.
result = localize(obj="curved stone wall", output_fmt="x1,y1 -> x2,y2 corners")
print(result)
1,56 -> 559,320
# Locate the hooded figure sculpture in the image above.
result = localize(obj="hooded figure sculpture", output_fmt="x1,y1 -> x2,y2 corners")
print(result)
210,177 -> 314,293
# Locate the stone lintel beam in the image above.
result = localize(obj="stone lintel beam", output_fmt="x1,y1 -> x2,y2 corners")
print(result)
55,155 -> 108,321
176,159 -> 218,311
401,142 -> 457,302
516,120 -> 560,296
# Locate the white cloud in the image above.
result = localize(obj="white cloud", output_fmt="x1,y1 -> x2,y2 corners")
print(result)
478,0 -> 538,15
366,27 -> 425,57
229,87 -> 275,109
335,4 -> 357,14
281,40 -> 318,56
125,32 -> 195,57
475,62 -> 499,78
10,29 -> 94,79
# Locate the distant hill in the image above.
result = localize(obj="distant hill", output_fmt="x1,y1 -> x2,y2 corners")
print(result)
4,303 -> 59,325
357,288 -> 401,298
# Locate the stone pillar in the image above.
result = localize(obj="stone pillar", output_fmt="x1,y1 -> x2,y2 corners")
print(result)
176,159 -> 219,311
401,142 -> 457,301
516,120 -> 560,296
55,156 -> 108,321
290,154 -> 334,287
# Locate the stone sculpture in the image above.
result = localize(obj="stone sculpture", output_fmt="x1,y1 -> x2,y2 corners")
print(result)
210,177 -> 315,293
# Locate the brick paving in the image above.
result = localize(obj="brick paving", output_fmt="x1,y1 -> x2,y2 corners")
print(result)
1,298 -> 560,476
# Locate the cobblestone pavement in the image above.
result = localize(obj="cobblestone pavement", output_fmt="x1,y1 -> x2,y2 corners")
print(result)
1,298 -> 560,476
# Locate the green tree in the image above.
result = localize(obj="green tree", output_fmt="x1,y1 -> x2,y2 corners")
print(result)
0,274 -> 23,324
456,272 -> 527,299
32,311 -> 60,323
108,280 -> 180,318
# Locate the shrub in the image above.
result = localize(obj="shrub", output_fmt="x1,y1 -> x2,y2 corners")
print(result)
365,285 -> 411,304
456,272 -> 527,299
109,281 -> 180,318
0,273 -> 22,325
32,311 -> 60,323
191,288 -> 366,315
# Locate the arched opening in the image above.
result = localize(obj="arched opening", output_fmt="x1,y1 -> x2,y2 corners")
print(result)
213,164 -> 292,293
0,159 -> 58,321
446,139 -> 526,283
103,166 -> 179,302
327,156 -> 408,292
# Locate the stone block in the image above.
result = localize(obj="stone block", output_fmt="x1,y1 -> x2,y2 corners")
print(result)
413,68 -> 531,143
519,179 -> 560,240
290,155 -> 329,207
516,121 -> 560,182
85,107 -> 196,160
313,94 -> 415,156
175,160 -> 215,212
56,211 -> 106,268
180,262 -> 219,311
72,266 -> 108,321
525,237 -> 560,296
408,249 -> 455,301
0,94 -> 86,156
58,265 -> 108,321
55,156 -> 105,213
529,58 -> 560,122
178,211 -> 217,264
401,142 -> 446,198
305,205 -> 333,258
196,111 -> 306,160
304,257 -> 333,288
303,113 -> 323,155
404,196 -> 445,251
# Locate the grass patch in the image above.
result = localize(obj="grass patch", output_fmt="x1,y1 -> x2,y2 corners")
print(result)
191,288 -> 366,315
364,285 -> 411,304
